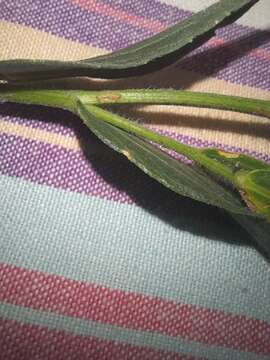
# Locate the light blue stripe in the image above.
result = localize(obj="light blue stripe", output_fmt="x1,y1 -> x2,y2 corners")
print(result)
0,175 -> 269,322
0,302 -> 268,360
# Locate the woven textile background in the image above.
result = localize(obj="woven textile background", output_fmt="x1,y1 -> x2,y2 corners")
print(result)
0,0 -> 270,359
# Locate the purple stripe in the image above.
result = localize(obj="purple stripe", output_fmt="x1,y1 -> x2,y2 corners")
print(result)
1,1 -> 270,90
217,24 -> 270,52
1,103 -> 270,159
102,0 -> 270,47
1,0 -> 152,50
0,132 -> 133,203
1,104 -> 77,137
0,128 -> 269,204
101,0 -> 270,52
159,129 -> 270,164
176,37 -> 270,90
99,0 -> 188,26
1,102 -> 270,163
3,0 -> 270,53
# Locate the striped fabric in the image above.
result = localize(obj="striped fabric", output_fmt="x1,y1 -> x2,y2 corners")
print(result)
0,1 -> 270,359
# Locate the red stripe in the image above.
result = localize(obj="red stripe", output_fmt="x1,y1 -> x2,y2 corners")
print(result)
71,0 -> 165,32
71,0 -> 270,63
0,318 -> 198,360
0,263 -> 270,355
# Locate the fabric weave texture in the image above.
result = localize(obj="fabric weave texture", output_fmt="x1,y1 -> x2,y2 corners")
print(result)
0,1 -> 270,359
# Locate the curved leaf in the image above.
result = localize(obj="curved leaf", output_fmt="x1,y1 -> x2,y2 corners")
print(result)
77,102 -> 250,215
77,102 -> 270,258
0,0 -> 259,82
233,214 -> 270,258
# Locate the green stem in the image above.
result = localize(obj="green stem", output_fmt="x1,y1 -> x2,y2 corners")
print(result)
78,102 -> 235,183
1,89 -> 270,118
0,89 -> 78,112
81,89 -> 270,119
1,87 -> 268,183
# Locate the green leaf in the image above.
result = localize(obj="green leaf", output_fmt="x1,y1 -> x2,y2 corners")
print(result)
201,148 -> 270,222
2,86 -> 268,188
202,149 -> 270,172
235,169 -> 270,221
2,86 -> 269,219
0,0 -> 259,82
77,101 -> 250,215
77,102 -> 270,258
233,214 -> 270,258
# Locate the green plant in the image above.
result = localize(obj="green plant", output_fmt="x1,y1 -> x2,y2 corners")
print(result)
1,0 -> 269,256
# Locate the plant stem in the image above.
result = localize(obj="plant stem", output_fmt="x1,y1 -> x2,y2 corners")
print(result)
0,89 -> 78,112
1,87 -> 268,183
1,89 -> 269,118
78,102 -> 235,183
80,89 -> 270,119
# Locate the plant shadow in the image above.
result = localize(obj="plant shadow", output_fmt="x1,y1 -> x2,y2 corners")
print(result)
112,105 -> 270,141
0,104 -> 266,256
2,29 -> 269,141
76,118 -> 265,251
2,28 -> 270,91
1,28 -> 269,257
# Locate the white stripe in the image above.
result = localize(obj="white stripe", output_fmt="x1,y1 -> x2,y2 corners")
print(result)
160,0 -> 270,30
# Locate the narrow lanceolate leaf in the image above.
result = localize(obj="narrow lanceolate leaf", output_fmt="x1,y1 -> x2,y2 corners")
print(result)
235,169 -> 270,221
77,102 -> 270,258
233,214 -> 270,258
77,101 -> 250,216
202,149 -> 270,222
0,0 -> 259,82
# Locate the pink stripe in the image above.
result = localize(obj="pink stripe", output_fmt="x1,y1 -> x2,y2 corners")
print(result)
71,0 -> 165,32
0,318 -> 197,360
208,38 -> 270,62
70,0 -> 270,64
1,263 -> 269,355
